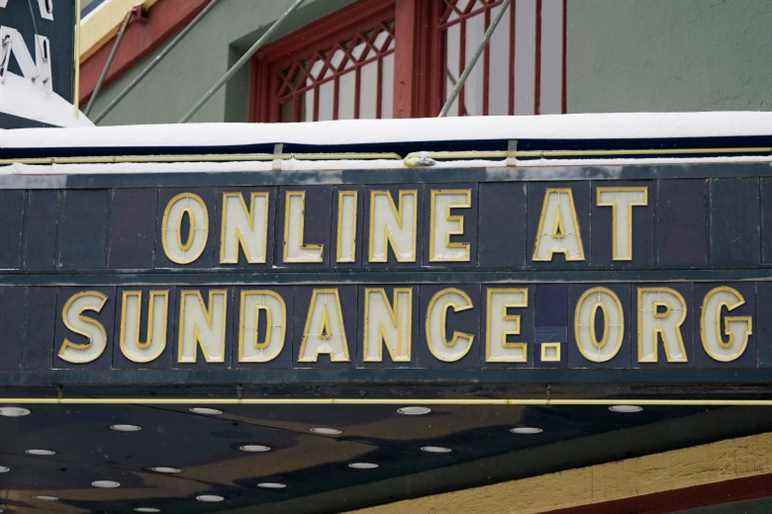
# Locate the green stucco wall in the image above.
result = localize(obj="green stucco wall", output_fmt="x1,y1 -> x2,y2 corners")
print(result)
89,0 -> 772,125
88,0 -> 354,125
567,0 -> 772,112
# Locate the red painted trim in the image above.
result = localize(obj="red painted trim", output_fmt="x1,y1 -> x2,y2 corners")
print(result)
543,473 -> 772,514
561,0 -> 567,113
482,7 -> 491,115
393,0 -> 417,118
79,0 -> 210,103
254,0 -> 394,63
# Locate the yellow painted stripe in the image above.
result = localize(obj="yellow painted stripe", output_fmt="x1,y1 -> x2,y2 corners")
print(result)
80,0 -> 158,60
0,147 -> 769,166
0,398 -> 770,405
350,431 -> 772,514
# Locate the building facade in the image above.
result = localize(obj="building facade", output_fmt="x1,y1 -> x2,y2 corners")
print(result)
80,0 -> 772,125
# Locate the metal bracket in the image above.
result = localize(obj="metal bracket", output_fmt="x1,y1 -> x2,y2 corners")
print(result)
506,139 -> 518,167
272,143 -> 284,171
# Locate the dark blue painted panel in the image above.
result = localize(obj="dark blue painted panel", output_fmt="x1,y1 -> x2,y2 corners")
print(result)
22,288 -> 56,371
108,189 -> 156,269
656,179 -> 709,267
478,182 -> 526,268
0,286 -> 26,370
23,190 -> 60,270
0,190 -> 25,269
710,178 -> 760,266
58,190 -> 109,269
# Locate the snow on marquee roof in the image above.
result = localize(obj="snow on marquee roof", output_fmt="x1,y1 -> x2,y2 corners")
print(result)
0,74 -> 93,129
1,111 -> 771,151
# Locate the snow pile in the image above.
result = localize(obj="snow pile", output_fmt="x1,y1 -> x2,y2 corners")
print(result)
1,112 -> 771,150
0,73 -> 93,128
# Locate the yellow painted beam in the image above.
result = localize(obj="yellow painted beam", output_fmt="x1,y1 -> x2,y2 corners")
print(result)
79,0 -> 159,60
349,432 -> 772,514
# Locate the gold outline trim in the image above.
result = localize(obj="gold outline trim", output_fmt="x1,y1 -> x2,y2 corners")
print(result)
363,287 -> 413,362
368,190 -> 418,263
336,190 -> 358,263
161,192 -> 208,265
282,191 -> 324,263
532,187 -> 586,262
596,186 -> 648,261
238,289 -> 287,363
219,191 -> 269,264
540,342 -> 562,362
177,289 -> 228,363
58,290 -> 109,362
637,287 -> 689,363
429,189 -> 472,262
425,287 -> 475,362
485,287 -> 528,363
699,285 -> 753,362
298,288 -> 350,363
119,289 -> 169,363
574,286 -> 624,363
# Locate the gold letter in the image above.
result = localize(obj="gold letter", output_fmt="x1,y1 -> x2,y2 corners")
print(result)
298,289 -> 349,362
239,290 -> 286,363
574,287 -> 624,363
336,191 -> 358,263
637,287 -> 688,363
430,189 -> 471,262
485,288 -> 527,363
369,190 -> 417,263
283,191 -> 324,263
532,188 -> 585,261
425,288 -> 474,362
58,291 -> 108,364
178,290 -> 228,363
162,192 -> 209,264
119,290 -> 169,363
363,288 -> 412,362
596,186 -> 648,261
700,286 -> 752,362
220,192 -> 269,264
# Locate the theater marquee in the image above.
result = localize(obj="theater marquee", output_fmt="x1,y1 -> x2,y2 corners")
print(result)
1,160 -> 771,395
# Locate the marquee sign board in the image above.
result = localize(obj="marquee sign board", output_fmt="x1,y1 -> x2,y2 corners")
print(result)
1,161 -> 772,398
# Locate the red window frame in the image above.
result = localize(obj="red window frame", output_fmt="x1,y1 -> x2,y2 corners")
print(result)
250,0 -> 566,122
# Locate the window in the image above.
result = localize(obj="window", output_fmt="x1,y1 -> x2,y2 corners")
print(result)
251,0 -> 566,122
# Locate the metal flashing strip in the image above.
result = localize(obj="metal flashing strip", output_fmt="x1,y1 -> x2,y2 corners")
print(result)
1,146 -> 770,166
0,398 -> 772,405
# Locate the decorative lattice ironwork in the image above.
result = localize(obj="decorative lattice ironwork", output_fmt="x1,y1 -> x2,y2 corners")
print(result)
274,20 -> 395,122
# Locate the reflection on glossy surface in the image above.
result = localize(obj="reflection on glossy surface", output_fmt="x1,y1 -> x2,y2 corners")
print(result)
1,404 -> 771,513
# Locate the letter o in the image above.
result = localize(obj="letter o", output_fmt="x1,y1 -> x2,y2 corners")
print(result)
574,287 -> 624,363
162,192 -> 209,264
